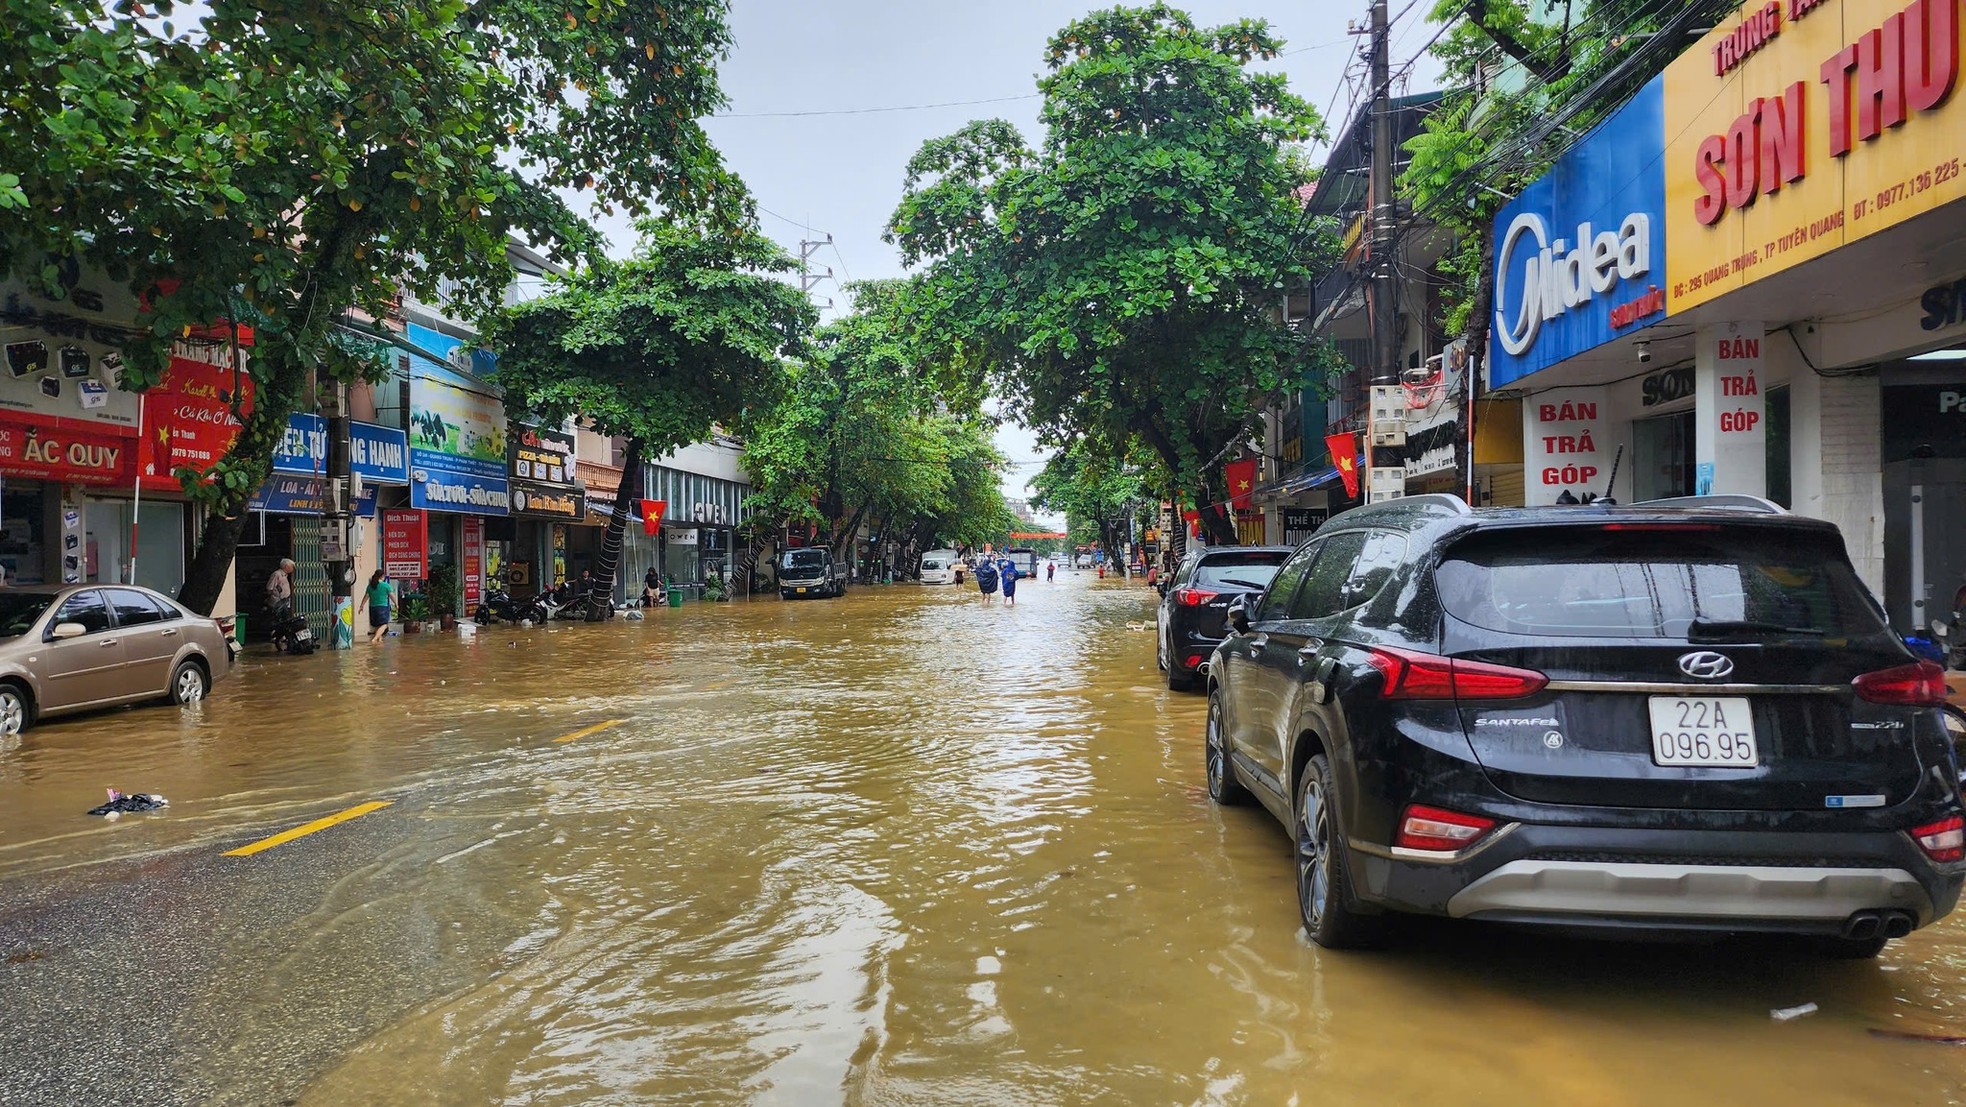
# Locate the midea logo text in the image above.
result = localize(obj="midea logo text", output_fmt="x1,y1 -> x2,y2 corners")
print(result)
1494,212 -> 1655,356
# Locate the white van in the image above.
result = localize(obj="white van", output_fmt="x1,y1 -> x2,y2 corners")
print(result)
919,549 -> 961,585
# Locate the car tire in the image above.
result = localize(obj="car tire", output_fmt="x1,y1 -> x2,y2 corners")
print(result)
169,660 -> 209,706
1156,629 -> 1167,672
0,682 -> 32,737
1205,689 -> 1251,806
1295,753 -> 1383,950
1166,641 -> 1198,691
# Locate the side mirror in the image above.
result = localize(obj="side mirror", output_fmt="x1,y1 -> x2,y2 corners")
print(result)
1227,597 -> 1251,635
50,622 -> 87,640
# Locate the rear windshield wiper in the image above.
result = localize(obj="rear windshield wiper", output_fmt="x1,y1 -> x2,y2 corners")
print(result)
1687,618 -> 1826,638
1214,578 -> 1271,590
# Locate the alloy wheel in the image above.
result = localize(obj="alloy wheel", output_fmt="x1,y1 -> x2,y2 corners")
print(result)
175,667 -> 206,704
0,689 -> 23,735
1296,778 -> 1331,930
1206,698 -> 1227,794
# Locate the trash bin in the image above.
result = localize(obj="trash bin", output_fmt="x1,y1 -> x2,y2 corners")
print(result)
232,614 -> 246,646
667,587 -> 684,608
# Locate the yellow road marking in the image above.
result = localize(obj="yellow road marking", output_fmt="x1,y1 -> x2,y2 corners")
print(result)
223,801 -> 394,857
554,719 -> 623,744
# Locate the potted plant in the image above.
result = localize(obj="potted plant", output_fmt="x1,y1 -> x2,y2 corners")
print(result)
400,593 -> 431,633
427,564 -> 461,631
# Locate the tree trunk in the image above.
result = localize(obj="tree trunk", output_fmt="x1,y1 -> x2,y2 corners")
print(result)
176,355 -> 308,615
830,504 -> 869,560
588,434 -> 643,619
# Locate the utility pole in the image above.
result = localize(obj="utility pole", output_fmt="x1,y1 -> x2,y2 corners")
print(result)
322,380 -> 356,648
798,235 -> 835,312
1363,0 -> 1406,504
1368,0 -> 1396,389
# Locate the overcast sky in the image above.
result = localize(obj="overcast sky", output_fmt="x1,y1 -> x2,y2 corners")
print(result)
598,1 -> 1446,521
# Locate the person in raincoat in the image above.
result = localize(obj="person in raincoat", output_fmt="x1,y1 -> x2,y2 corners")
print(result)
975,556 -> 999,602
998,555 -> 1020,606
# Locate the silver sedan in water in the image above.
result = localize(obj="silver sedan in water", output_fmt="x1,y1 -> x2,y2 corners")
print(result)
0,584 -> 234,735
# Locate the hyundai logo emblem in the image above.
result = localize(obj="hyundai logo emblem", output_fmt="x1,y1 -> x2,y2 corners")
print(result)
1677,651 -> 1735,680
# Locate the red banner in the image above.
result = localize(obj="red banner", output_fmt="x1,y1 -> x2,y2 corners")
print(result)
1225,458 -> 1259,510
0,416 -> 135,485
461,516 -> 484,610
139,346 -> 255,491
382,509 -> 428,580
642,499 -> 666,536
1325,432 -> 1361,499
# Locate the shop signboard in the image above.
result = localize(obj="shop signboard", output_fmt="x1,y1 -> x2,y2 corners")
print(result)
508,422 -> 585,519
351,421 -> 409,484
406,323 -> 508,516
1883,379 -> 1966,459
1664,0 -> 1966,312
0,415 -> 134,484
382,508 -> 428,580
247,475 -> 378,516
140,342 -> 255,491
462,516 -> 484,610
1523,388 -> 1618,505
271,414 -> 409,486
0,276 -> 144,432
1490,78 -> 1669,389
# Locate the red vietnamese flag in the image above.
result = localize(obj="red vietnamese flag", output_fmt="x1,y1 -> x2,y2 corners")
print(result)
1325,432 -> 1361,499
1225,458 -> 1259,510
642,499 -> 667,536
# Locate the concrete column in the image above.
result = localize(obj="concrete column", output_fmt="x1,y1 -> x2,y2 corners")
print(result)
1694,321 -> 1767,497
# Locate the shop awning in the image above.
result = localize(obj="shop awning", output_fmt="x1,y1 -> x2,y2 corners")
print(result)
1254,465 -> 1341,503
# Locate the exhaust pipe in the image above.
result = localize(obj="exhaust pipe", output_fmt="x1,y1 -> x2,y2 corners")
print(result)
1882,913 -> 1914,939
1842,911 -> 1882,941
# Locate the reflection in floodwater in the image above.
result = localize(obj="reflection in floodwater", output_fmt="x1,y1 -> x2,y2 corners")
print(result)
1,573 -> 1964,1105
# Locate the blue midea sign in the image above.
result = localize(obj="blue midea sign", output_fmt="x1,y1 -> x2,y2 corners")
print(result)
1489,76 -> 1668,389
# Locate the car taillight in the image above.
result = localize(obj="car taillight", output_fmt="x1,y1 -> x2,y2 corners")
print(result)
1910,814 -> 1965,863
1395,804 -> 1497,852
1176,587 -> 1219,607
1853,661 -> 1947,706
1366,646 -> 1548,700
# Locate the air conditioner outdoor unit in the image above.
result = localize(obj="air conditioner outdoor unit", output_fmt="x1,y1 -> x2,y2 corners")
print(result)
1368,467 -> 1407,501
1368,385 -> 1407,446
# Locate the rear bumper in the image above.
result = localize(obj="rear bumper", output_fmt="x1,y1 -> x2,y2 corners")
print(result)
1347,822 -> 1962,934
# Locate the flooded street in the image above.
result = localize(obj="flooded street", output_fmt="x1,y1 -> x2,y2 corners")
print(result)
4,572 -> 1966,1105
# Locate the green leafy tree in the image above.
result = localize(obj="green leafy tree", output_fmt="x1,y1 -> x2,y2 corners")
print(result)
1029,440 -> 1152,565
888,4 -> 1326,543
3,0 -> 744,612
742,278 -> 997,558
490,217 -> 815,614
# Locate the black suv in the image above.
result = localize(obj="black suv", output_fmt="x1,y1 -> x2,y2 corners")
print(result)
1156,546 -> 1295,691
1205,494 -> 1962,957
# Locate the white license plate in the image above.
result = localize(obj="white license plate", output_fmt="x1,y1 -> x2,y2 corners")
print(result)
1648,696 -> 1758,767
294,628 -> 312,641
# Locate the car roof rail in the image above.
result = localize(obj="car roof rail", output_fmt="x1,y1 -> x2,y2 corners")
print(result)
1630,494 -> 1788,514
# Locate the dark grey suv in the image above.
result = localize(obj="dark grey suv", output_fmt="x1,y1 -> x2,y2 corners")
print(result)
1205,494 -> 1963,957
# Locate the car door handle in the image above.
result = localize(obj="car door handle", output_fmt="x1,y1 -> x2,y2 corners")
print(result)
1296,643 -> 1322,661
161,628 -> 178,637
100,639 -> 118,647
1246,634 -> 1268,657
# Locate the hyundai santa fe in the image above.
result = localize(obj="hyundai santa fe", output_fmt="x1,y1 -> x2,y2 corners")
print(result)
1204,494 -> 1963,958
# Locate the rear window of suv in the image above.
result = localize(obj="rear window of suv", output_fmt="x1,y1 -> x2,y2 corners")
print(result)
1435,527 -> 1887,639
1193,551 -> 1290,590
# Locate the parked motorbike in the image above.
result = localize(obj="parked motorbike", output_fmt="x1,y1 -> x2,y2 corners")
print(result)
268,608 -> 318,655
475,586 -> 545,626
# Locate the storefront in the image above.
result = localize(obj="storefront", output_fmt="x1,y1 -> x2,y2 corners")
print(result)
237,413 -> 407,635
645,464 -> 748,585
1490,0 -> 1966,628
405,323 -> 508,613
507,422 -> 587,594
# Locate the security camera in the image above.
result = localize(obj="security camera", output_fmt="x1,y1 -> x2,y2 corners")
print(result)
1635,341 -> 1651,364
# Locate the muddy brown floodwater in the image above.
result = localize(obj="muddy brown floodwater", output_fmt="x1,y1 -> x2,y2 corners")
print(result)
3,572 -> 1966,1105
